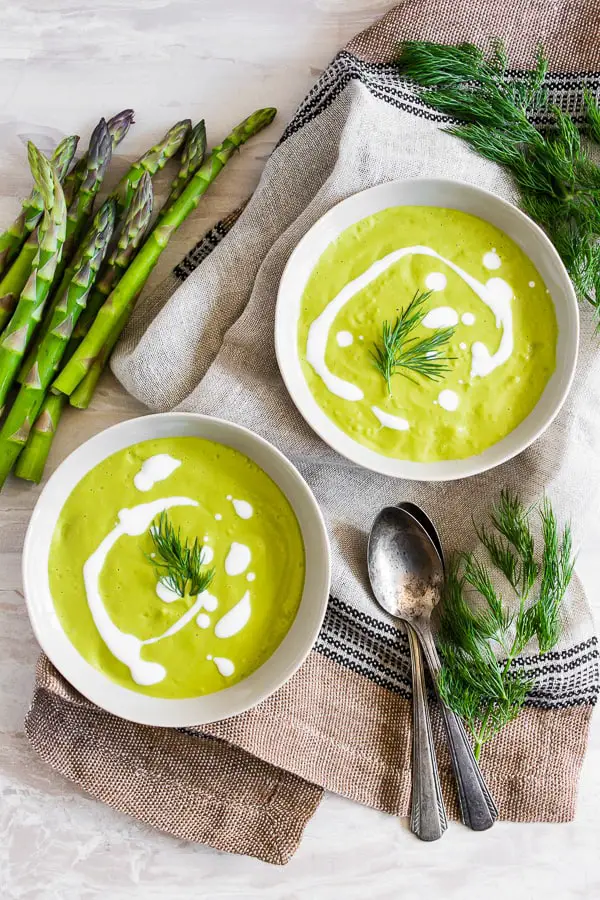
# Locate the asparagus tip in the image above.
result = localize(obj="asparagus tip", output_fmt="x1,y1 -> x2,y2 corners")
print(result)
26,143 -> 54,212
106,109 -> 136,147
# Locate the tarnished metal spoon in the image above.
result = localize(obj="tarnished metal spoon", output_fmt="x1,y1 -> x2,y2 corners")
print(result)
396,502 -> 444,567
368,505 -> 498,833
368,511 -> 447,841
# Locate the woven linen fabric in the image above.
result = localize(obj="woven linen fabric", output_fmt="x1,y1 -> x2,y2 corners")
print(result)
27,0 -> 600,864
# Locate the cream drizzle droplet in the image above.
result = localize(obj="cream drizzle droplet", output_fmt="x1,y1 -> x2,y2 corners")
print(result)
461,312 -> 475,326
371,406 -> 410,431
425,271 -> 447,291
133,454 -> 181,492
421,306 -> 458,329
196,613 -> 210,629
225,542 -> 251,576
438,389 -> 459,411
231,498 -> 253,519
483,251 -> 501,270
336,330 -> 353,347
156,581 -> 181,603
215,590 -> 251,639
202,591 -> 218,612
207,655 -> 235,677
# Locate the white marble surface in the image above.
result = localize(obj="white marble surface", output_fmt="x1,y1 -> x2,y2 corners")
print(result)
0,2 -> 599,897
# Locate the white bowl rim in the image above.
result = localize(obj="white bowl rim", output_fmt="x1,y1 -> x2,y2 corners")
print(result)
275,176 -> 580,481
23,412 -> 331,727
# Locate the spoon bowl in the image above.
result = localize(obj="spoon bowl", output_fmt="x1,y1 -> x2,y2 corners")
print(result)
396,502 -> 444,569
368,506 -> 443,623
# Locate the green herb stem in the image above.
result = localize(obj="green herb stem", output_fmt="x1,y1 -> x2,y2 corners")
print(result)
438,491 -> 574,759
370,289 -> 455,395
148,511 -> 215,599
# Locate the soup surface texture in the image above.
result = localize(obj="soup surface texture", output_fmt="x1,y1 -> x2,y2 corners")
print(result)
298,206 -> 557,461
49,437 -> 305,698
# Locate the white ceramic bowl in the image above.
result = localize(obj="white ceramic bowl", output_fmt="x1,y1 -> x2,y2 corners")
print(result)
275,178 -> 579,480
23,413 -> 331,727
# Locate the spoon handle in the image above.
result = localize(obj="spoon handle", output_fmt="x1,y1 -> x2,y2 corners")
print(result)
406,624 -> 448,841
415,625 -> 499,831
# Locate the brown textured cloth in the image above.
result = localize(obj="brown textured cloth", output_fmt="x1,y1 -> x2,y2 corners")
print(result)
27,0 -> 600,864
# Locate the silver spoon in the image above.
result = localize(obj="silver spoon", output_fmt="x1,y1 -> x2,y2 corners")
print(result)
369,506 -> 498,832
396,502 -> 443,567
368,512 -> 447,841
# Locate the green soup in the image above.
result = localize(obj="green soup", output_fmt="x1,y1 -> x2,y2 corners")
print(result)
49,437 -> 306,698
298,206 -> 557,461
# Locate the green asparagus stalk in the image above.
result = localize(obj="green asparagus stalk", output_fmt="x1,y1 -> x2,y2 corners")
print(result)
53,107 -> 276,396
61,118 -> 112,263
115,119 -> 191,210
163,120 -> 206,207
73,172 -> 153,342
0,120 -> 111,334
16,178 -> 152,482
0,146 -> 67,411
70,305 -> 130,409
0,135 -> 78,279
20,196 -> 117,382
63,109 -> 135,206
14,392 -> 66,482
0,198 -> 116,486
19,171 -> 150,382
0,136 -> 79,330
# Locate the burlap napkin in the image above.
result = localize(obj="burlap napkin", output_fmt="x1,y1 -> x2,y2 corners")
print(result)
26,0 -> 600,865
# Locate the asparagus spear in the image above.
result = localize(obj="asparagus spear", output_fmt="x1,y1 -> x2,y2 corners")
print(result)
20,195 -> 116,381
74,172 -> 153,342
61,118 -> 112,263
115,119 -> 191,210
53,107 -> 276,396
0,147 -> 66,411
14,392 -> 65,483
63,109 -> 135,206
19,170 -> 151,382
0,136 -> 78,330
0,198 -> 116,486
16,178 -> 152,482
0,120 -> 112,333
0,135 -> 78,279
163,120 -> 206,207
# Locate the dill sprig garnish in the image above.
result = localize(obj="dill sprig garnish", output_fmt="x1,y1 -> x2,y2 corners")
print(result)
397,40 -> 600,318
438,491 -> 574,760
148,511 -> 215,598
370,289 -> 454,394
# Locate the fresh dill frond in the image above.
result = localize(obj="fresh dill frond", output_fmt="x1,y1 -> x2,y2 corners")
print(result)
584,89 -> 600,144
489,491 -> 538,595
370,289 -> 454,395
535,500 -> 575,652
148,511 -> 215,598
397,39 -> 600,320
438,492 -> 574,760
